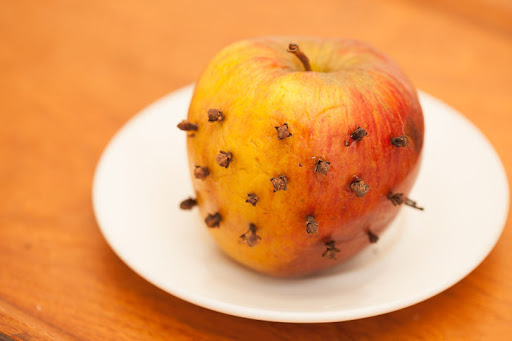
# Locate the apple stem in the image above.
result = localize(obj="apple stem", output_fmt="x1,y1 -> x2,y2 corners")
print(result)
287,43 -> 312,71
179,197 -> 197,210
387,193 -> 424,210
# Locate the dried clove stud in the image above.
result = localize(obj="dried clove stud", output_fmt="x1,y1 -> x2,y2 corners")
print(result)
240,223 -> 261,247
368,231 -> 379,243
194,166 -> 209,180
388,193 -> 405,206
245,193 -> 258,206
179,197 -> 197,210
275,123 -> 292,139
387,192 -> 424,210
270,175 -> 288,192
287,43 -> 312,71
322,241 -> 340,260
391,136 -> 408,147
207,108 -> 224,122
351,179 -> 370,197
177,120 -> 198,131
404,198 -> 424,211
345,127 -> 368,146
216,151 -> 232,168
305,215 -> 319,234
351,127 -> 368,141
205,213 -> 222,228
314,159 -> 330,175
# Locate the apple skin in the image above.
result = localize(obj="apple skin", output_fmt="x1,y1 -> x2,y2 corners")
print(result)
184,37 -> 424,277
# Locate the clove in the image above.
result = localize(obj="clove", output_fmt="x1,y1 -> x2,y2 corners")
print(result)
345,127 -> 368,146
177,120 -> 198,131
240,223 -> 261,247
351,179 -> 370,197
391,136 -> 408,147
305,215 -> 319,234
194,166 -> 209,180
216,151 -> 232,168
368,230 -> 379,243
179,198 -> 197,210
350,127 -> 367,141
314,159 -> 330,175
387,192 -> 424,210
205,213 -> 222,228
322,240 -> 340,260
207,108 -> 224,122
245,193 -> 258,206
275,123 -> 292,139
270,175 -> 288,192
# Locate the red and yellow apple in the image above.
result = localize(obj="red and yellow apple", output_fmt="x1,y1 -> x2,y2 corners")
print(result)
179,37 -> 424,277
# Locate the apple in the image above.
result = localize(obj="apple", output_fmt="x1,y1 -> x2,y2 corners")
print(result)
178,37 -> 424,277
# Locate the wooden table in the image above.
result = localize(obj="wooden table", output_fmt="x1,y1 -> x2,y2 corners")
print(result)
1,0 -> 511,339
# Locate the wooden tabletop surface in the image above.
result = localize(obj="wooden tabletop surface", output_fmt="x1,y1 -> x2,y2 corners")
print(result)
1,0 -> 511,339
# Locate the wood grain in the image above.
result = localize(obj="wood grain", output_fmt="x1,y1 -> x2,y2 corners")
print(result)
1,0 -> 511,339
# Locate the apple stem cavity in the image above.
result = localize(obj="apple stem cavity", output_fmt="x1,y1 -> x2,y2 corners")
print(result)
208,108 -> 224,122
275,123 -> 292,139
305,215 -> 319,234
270,175 -> 288,192
351,179 -> 371,197
177,120 -> 198,131
287,43 -> 312,71
391,136 -> 408,147
368,230 -> 379,243
240,223 -> 262,247
322,240 -> 340,260
387,192 -> 424,210
245,193 -> 258,206
205,212 -> 222,228
216,151 -> 232,168
179,197 -> 197,210
194,166 -> 209,180
314,159 -> 331,175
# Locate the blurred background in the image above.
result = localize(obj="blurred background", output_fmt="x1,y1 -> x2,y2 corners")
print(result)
1,0 -> 511,339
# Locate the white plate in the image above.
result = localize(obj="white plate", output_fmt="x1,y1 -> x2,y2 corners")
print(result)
92,85 -> 509,323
